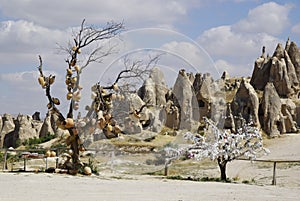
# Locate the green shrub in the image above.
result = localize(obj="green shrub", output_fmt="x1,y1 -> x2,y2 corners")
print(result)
0,152 -> 4,163
22,133 -> 56,147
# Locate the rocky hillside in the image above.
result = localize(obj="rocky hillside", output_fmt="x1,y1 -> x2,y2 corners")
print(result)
0,112 -> 64,148
1,38 -> 300,149
249,38 -> 300,136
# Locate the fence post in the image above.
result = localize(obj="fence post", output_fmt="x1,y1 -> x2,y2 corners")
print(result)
164,159 -> 171,176
56,157 -> 59,168
164,164 -> 168,176
45,157 -> 48,170
272,162 -> 277,185
23,158 -> 26,172
2,149 -> 8,170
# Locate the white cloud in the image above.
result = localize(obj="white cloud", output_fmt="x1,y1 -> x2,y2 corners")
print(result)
0,20 -> 68,53
214,59 -> 252,78
0,0 -> 201,29
0,70 -> 61,90
199,25 -> 280,59
197,2 -> 289,76
0,20 -> 71,74
0,0 -> 297,115
0,70 -> 70,116
0,71 -> 46,115
232,2 -> 292,35
160,41 -> 219,76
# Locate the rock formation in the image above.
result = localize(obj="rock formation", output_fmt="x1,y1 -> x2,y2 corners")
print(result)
224,103 -> 235,132
165,94 -> 180,130
14,114 -> 40,143
138,67 -> 168,106
287,41 -> 300,82
249,38 -> 300,136
0,113 -> 56,148
280,99 -> 297,133
3,39 -> 300,147
193,73 -> 226,128
32,111 -> 41,121
193,73 -> 213,120
39,113 -> 55,138
0,114 -> 42,148
260,83 -> 283,137
231,78 -> 260,129
251,40 -> 300,99
122,93 -> 144,134
173,69 -> 199,130
0,114 -> 15,148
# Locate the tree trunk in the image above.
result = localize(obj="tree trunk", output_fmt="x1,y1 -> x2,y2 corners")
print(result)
70,134 -> 80,164
218,158 -> 228,181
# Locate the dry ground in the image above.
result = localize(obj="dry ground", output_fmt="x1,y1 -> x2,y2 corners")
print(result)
1,134 -> 299,201
0,172 -> 299,201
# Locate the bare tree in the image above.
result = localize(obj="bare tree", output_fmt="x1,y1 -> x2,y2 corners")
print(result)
37,19 -> 123,174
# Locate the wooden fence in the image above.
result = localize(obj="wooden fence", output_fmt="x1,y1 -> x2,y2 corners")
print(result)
237,158 -> 300,185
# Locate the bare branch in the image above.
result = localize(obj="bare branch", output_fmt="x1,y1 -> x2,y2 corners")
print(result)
117,53 -> 162,84
81,43 -> 119,70
77,21 -> 124,49
37,55 -> 43,77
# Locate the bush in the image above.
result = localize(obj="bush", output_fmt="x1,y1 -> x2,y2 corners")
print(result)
0,152 -> 4,163
22,133 -> 56,147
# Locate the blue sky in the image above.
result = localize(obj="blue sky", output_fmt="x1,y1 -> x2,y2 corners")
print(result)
0,0 -> 300,116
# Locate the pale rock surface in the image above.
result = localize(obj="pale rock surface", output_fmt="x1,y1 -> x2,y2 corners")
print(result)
39,114 -> 55,138
231,79 -> 260,129
14,114 -> 39,143
173,69 -> 199,130
287,41 -> 300,81
260,83 -> 282,137
194,73 -> 226,128
138,67 -> 168,106
0,114 -> 15,148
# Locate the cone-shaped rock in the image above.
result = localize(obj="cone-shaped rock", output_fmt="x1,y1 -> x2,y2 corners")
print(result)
260,83 -> 282,137
173,69 -> 199,130
231,79 -> 260,128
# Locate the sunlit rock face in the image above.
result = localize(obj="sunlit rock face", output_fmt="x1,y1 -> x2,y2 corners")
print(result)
249,39 -> 300,135
173,69 -> 199,130
260,82 -> 282,137
0,114 -> 43,148
0,114 -> 15,148
250,39 -> 300,99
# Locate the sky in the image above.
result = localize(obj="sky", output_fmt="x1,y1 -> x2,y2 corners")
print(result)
0,0 -> 300,117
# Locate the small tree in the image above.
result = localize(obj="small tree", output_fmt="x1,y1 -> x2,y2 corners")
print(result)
165,117 -> 270,181
37,19 -> 123,173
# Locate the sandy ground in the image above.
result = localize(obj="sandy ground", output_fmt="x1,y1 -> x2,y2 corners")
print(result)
0,134 -> 299,201
0,172 -> 299,201
226,134 -> 300,187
